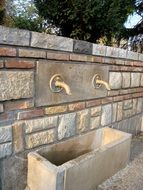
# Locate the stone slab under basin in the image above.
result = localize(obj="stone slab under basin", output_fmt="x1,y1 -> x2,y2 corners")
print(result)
27,127 -> 132,190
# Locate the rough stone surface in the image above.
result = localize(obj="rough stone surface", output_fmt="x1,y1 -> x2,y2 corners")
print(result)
58,113 -> 76,140
106,47 -> 119,58
118,49 -> 127,59
91,106 -> 101,117
22,116 -> 58,134
132,98 -> 137,115
31,32 -> 73,52
76,110 -> 89,133
0,71 -> 34,101
141,73 -> 143,86
90,116 -> 100,129
92,44 -> 106,56
131,73 -> 141,87
12,124 -> 24,153
137,98 -> 143,113
127,51 -> 139,60
101,104 -> 112,126
45,106 -> 67,115
73,40 -> 92,54
0,25 -> 30,46
122,72 -> 130,88
109,72 -> 122,89
0,104 -> 4,113
25,129 -> 56,149
123,100 -> 133,110
1,154 -> 27,190
0,125 -> 12,143
0,143 -> 12,159
112,103 -> 117,122
117,102 -> 123,121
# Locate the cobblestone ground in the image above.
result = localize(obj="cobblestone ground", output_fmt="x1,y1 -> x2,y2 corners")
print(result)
98,133 -> 143,190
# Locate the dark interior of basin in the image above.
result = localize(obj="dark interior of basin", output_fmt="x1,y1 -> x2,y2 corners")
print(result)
38,128 -> 124,166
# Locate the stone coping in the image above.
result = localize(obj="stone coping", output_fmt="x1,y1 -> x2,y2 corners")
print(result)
0,25 -> 143,61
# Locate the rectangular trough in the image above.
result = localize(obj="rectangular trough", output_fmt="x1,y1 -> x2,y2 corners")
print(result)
27,127 -> 132,190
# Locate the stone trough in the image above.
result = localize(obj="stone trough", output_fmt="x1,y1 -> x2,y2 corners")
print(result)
27,127 -> 132,190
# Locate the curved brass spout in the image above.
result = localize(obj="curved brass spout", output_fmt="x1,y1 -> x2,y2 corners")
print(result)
96,79 -> 111,90
55,80 -> 72,95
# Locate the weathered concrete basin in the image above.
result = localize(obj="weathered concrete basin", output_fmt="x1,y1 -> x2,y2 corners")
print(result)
27,127 -> 132,190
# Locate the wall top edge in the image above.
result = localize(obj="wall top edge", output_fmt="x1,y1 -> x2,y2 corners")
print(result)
0,25 -> 143,62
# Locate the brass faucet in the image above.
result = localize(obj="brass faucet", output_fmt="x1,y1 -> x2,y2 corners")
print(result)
50,74 -> 72,95
92,74 -> 111,90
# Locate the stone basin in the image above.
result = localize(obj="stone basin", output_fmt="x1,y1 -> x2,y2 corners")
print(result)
27,127 -> 132,190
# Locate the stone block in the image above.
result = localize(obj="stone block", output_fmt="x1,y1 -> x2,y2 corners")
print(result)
23,116 -> 58,134
31,32 -> 73,52
0,125 -> 12,143
90,116 -> 100,129
131,73 -> 141,87
12,124 -> 24,153
0,71 -> 34,101
106,47 -> 119,58
109,72 -> 122,89
5,60 -> 35,68
68,102 -> 85,111
0,143 -> 12,159
0,25 -> 30,46
91,106 -> 101,117
127,51 -> 139,60
0,104 -> 4,113
112,103 -> 117,122
137,98 -> 143,113
0,60 -> 4,68
58,113 -> 76,140
138,53 -> 143,61
101,104 -> 112,126
122,72 -> 130,88
123,99 -> 133,110
118,48 -> 127,59
141,73 -> 143,86
5,99 -> 34,111
19,49 -> 46,58
45,105 -> 67,115
117,102 -> 123,121
0,47 -> 16,56
76,110 -> 90,133
25,129 -> 56,149
17,108 -> 44,120
73,40 -> 92,54
132,98 -> 137,115
92,44 -> 106,56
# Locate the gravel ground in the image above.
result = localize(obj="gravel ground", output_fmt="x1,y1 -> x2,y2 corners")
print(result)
98,133 -> 143,190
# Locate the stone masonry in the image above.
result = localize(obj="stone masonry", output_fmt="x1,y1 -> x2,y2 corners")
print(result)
0,25 -> 143,189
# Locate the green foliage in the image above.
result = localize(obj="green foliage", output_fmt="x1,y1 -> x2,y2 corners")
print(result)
8,0 -> 44,32
34,0 -> 135,44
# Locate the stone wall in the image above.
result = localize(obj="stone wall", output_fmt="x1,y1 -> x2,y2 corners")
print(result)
0,25 -> 143,190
